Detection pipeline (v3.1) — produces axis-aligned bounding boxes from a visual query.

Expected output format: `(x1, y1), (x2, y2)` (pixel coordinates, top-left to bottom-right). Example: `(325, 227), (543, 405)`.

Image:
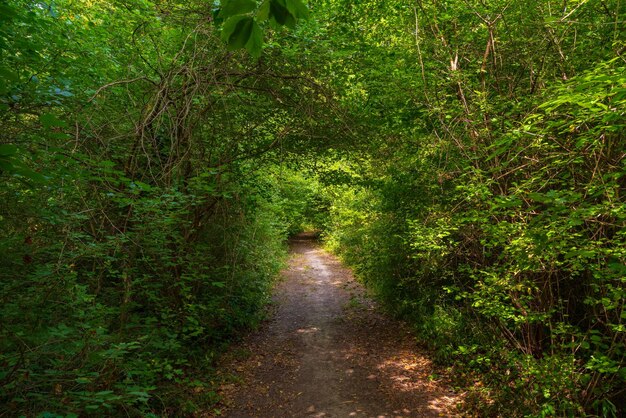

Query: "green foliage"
(268, 168), (329, 235)
(316, 0), (625, 416)
(218, 0), (310, 57)
(0, 0), (323, 415)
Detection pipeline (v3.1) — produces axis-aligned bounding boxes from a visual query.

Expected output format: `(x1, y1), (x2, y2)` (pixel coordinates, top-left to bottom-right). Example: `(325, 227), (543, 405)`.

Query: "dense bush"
(0, 0), (322, 415)
(318, 0), (625, 416)
(1, 173), (287, 415)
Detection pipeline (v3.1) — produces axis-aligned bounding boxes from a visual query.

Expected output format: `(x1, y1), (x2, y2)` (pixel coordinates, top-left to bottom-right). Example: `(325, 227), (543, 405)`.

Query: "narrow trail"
(216, 234), (460, 417)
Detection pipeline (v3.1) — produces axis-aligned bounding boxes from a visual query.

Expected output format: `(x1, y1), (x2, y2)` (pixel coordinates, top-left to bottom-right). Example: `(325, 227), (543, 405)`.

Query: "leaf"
(132, 181), (152, 191)
(269, 0), (291, 25)
(245, 20), (263, 58)
(0, 144), (18, 157)
(128, 391), (150, 401)
(528, 193), (543, 202)
(219, 0), (257, 19)
(13, 166), (47, 183)
(54, 88), (73, 97)
(285, 0), (308, 19)
(40, 113), (67, 129)
(0, 4), (17, 22)
(257, 0), (270, 21)
(0, 67), (18, 94)
(95, 390), (114, 396)
(227, 17), (254, 50)
(0, 159), (14, 171)
(221, 15), (247, 43)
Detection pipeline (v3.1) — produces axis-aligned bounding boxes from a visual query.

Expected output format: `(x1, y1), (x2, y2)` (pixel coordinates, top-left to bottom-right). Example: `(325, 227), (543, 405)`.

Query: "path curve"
(216, 235), (460, 417)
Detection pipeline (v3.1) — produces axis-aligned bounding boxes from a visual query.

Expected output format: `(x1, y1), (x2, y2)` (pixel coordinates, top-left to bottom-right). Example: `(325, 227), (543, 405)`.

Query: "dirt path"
(216, 235), (461, 417)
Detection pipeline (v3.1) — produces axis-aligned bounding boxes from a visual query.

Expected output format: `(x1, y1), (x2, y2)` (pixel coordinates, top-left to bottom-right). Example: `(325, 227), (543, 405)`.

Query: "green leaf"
(132, 181), (152, 191)
(257, 0), (270, 21)
(285, 0), (308, 19)
(227, 17), (254, 50)
(0, 4), (17, 22)
(0, 144), (18, 157)
(39, 113), (67, 129)
(269, 0), (291, 25)
(0, 67), (18, 94)
(95, 390), (114, 396)
(221, 15), (247, 42)
(283, 13), (297, 29)
(0, 159), (14, 171)
(219, 0), (257, 19)
(13, 166), (47, 183)
(528, 192), (546, 203)
(245, 20), (263, 58)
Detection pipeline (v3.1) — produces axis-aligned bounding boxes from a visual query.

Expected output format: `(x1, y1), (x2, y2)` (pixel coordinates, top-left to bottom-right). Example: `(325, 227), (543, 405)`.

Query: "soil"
(215, 233), (461, 417)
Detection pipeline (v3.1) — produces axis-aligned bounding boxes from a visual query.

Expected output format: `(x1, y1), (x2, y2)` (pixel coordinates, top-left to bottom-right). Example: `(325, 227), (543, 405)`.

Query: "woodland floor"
(214, 233), (461, 417)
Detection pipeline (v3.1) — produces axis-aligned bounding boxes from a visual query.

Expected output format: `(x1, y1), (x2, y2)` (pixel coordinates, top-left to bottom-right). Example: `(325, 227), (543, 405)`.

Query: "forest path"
(215, 234), (460, 417)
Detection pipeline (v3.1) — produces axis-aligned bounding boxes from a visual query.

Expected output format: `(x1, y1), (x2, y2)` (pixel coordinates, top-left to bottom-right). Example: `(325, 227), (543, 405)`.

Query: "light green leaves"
(218, 0), (309, 58)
